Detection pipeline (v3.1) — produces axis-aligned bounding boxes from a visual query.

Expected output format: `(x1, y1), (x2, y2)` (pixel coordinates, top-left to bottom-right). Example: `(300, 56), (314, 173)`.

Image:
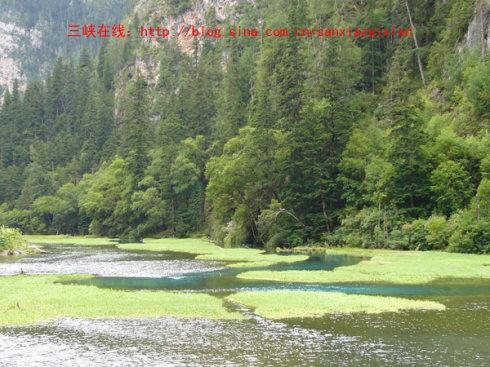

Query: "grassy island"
(237, 248), (490, 284)
(0, 275), (242, 326)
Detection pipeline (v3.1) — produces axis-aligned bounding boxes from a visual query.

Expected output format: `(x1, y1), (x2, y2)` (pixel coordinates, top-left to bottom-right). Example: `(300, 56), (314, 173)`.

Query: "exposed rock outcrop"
(129, 0), (243, 88)
(465, 0), (489, 57)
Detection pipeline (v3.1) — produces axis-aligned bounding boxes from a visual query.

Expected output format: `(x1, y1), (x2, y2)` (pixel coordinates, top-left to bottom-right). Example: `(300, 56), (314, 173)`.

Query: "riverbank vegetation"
(3, 236), (488, 325)
(24, 235), (116, 246)
(0, 275), (243, 326)
(237, 248), (490, 284)
(26, 237), (309, 268)
(0, 0), (489, 253)
(25, 235), (490, 283)
(1, 273), (450, 326)
(0, 227), (30, 255)
(226, 291), (446, 319)
(123, 239), (308, 267)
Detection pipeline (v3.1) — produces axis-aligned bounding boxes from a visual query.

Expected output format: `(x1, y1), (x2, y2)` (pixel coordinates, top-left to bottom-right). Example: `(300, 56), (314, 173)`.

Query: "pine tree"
(273, 0), (307, 130)
(22, 82), (45, 142)
(386, 103), (430, 217)
(45, 57), (66, 136)
(213, 38), (247, 153)
(121, 76), (150, 181)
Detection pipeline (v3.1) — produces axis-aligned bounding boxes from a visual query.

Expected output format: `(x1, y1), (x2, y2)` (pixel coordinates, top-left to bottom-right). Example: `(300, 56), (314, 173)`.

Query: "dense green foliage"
(0, 226), (27, 253)
(0, 0), (489, 253)
(0, 0), (131, 84)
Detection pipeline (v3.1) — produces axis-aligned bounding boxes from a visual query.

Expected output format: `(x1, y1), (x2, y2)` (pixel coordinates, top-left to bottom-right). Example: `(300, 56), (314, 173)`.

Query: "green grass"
(23, 236), (308, 268)
(0, 275), (242, 326)
(226, 291), (446, 319)
(118, 238), (308, 267)
(25, 235), (117, 246)
(196, 249), (308, 268)
(237, 248), (490, 284)
(118, 238), (222, 254)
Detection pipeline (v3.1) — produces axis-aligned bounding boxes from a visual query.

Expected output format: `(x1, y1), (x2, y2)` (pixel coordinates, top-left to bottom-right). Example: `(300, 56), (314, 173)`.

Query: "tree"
(121, 76), (151, 181)
(79, 157), (128, 236)
(338, 121), (386, 208)
(476, 178), (490, 220)
(273, 0), (307, 130)
(17, 163), (53, 209)
(386, 104), (430, 217)
(206, 127), (286, 246)
(212, 38), (248, 153)
(430, 160), (473, 216)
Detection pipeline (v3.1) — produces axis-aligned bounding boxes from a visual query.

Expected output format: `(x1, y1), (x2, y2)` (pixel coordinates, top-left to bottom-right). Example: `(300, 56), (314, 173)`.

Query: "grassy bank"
(0, 275), (449, 326)
(25, 235), (117, 246)
(0, 275), (242, 326)
(237, 248), (490, 284)
(226, 291), (445, 319)
(24, 236), (307, 267)
(4, 239), (477, 324)
(119, 238), (308, 267)
(118, 238), (221, 254)
(196, 250), (308, 268)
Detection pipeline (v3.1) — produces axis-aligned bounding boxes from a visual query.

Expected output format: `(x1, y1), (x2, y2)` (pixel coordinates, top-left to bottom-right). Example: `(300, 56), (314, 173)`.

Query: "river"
(0, 243), (489, 366)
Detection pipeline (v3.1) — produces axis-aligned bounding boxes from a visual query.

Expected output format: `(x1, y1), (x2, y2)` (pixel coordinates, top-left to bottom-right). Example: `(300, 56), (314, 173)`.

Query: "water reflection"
(1, 314), (488, 367)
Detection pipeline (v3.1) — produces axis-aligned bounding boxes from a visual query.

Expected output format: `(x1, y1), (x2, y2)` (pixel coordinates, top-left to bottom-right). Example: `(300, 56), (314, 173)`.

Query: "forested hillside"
(0, 0), (131, 92)
(0, 0), (489, 253)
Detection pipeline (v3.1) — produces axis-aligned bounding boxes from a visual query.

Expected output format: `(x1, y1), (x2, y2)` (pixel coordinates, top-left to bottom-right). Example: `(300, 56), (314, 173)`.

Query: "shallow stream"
(0, 243), (489, 366)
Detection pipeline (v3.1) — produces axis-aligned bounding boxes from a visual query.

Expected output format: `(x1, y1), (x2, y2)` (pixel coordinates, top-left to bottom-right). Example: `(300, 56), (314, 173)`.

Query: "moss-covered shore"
(25, 236), (490, 283)
(26, 236), (308, 268)
(0, 275), (243, 326)
(7, 235), (488, 326)
(237, 247), (490, 284)
(226, 291), (446, 319)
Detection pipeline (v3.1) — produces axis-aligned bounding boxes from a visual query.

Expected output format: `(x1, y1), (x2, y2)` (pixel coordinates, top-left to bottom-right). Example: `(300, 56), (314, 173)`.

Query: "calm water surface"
(0, 244), (489, 366)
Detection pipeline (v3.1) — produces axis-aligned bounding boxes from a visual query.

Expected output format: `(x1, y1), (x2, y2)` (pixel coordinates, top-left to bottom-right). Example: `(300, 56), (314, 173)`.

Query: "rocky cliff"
(0, 0), (130, 94)
(127, 0), (243, 87)
(465, 0), (490, 56)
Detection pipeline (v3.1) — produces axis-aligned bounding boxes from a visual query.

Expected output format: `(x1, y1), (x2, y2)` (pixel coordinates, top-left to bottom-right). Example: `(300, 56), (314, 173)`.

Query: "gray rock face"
(0, 0), (130, 94)
(0, 20), (34, 92)
(465, 1), (489, 53)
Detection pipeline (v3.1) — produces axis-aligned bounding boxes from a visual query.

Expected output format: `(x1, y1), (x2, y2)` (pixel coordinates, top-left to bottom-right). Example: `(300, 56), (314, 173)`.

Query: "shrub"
(430, 160), (473, 216)
(223, 219), (248, 248)
(0, 227), (28, 253)
(476, 178), (490, 219)
(338, 207), (404, 248)
(223, 205), (249, 248)
(320, 231), (347, 247)
(425, 215), (450, 249)
(256, 200), (305, 250)
(448, 219), (490, 254)
(402, 219), (429, 250)
(386, 228), (407, 250)
(481, 156), (490, 180)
